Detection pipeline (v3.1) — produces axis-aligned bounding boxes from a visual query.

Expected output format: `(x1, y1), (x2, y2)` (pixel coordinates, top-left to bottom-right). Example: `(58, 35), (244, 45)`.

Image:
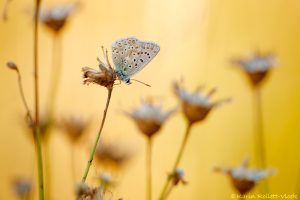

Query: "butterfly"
(111, 37), (160, 84)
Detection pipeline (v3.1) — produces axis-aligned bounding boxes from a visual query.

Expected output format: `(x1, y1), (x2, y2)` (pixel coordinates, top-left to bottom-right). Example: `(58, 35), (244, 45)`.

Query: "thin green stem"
(253, 88), (268, 193)
(34, 127), (44, 200)
(81, 88), (113, 182)
(33, 0), (44, 199)
(158, 122), (192, 200)
(146, 138), (153, 200)
(44, 141), (52, 200)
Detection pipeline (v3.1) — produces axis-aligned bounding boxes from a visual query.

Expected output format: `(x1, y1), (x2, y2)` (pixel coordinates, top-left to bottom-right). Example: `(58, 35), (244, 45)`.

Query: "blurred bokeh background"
(1, 0), (300, 199)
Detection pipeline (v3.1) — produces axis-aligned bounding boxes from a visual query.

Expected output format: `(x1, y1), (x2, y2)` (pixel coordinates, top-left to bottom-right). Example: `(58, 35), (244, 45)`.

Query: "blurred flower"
(75, 182), (104, 200)
(173, 81), (230, 125)
(232, 52), (277, 87)
(95, 172), (116, 189)
(95, 140), (133, 168)
(12, 178), (32, 199)
(170, 168), (188, 186)
(125, 100), (176, 138)
(58, 115), (89, 143)
(214, 157), (276, 194)
(6, 61), (18, 71)
(39, 2), (79, 33)
(82, 55), (116, 90)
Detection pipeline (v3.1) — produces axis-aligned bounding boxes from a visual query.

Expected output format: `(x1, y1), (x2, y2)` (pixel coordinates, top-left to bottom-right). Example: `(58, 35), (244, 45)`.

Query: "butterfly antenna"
(131, 79), (151, 87)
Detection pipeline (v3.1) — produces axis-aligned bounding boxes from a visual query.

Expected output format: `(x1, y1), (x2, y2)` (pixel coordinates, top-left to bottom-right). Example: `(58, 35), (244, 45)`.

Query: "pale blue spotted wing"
(111, 37), (160, 83)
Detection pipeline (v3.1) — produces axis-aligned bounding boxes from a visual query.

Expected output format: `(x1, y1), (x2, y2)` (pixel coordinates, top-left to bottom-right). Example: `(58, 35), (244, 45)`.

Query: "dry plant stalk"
(232, 51), (277, 193)
(81, 47), (116, 183)
(33, 0), (45, 199)
(125, 100), (175, 200)
(158, 81), (230, 199)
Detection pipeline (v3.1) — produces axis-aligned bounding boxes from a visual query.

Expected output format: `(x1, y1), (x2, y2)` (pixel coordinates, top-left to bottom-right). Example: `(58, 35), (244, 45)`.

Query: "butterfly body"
(112, 37), (160, 84)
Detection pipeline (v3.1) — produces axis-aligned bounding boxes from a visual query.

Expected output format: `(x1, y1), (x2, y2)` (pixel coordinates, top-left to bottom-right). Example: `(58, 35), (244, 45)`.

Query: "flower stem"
(158, 122), (192, 200)
(253, 87), (268, 193)
(163, 183), (174, 200)
(34, 126), (44, 200)
(33, 0), (44, 199)
(81, 88), (113, 182)
(146, 138), (153, 200)
(71, 144), (76, 184)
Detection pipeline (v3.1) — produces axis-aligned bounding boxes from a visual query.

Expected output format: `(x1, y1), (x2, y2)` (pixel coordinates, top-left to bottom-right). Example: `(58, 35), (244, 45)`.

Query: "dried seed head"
(95, 140), (133, 168)
(232, 52), (277, 87)
(173, 81), (230, 125)
(12, 178), (32, 198)
(39, 3), (79, 33)
(82, 52), (116, 90)
(95, 172), (116, 189)
(75, 182), (91, 197)
(214, 157), (276, 194)
(125, 100), (176, 138)
(75, 183), (105, 200)
(58, 115), (89, 143)
(6, 61), (18, 71)
(170, 168), (188, 186)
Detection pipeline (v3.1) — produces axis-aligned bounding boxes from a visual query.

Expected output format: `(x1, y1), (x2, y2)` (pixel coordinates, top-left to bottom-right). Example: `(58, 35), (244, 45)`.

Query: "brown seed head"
(39, 3), (79, 33)
(232, 52), (277, 87)
(214, 157), (276, 195)
(95, 140), (133, 168)
(173, 81), (230, 125)
(125, 100), (176, 138)
(58, 115), (89, 143)
(6, 61), (18, 71)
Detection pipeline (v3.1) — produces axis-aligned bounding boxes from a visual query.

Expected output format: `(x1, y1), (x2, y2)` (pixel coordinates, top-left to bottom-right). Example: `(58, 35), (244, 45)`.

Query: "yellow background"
(1, 0), (300, 199)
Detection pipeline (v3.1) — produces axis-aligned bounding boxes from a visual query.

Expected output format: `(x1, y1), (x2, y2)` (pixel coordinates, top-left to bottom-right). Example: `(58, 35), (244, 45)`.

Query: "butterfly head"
(116, 70), (131, 85)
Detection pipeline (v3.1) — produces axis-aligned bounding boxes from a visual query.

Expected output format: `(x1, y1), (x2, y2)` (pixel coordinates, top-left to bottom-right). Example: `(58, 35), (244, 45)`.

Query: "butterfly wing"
(112, 37), (160, 80)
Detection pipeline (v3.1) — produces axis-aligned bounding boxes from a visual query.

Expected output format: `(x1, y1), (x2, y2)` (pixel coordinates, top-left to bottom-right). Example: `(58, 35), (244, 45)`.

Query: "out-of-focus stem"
(253, 87), (268, 193)
(34, 127), (44, 200)
(158, 122), (192, 200)
(71, 144), (76, 184)
(81, 88), (113, 182)
(146, 138), (153, 200)
(163, 183), (174, 200)
(33, 0), (44, 199)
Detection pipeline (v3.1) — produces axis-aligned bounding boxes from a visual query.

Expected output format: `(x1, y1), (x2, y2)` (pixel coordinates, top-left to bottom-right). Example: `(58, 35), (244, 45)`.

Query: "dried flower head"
(58, 115), (89, 143)
(173, 81), (230, 125)
(82, 49), (117, 90)
(95, 172), (116, 189)
(39, 2), (79, 33)
(95, 140), (133, 168)
(75, 183), (104, 200)
(170, 168), (188, 186)
(125, 100), (176, 138)
(6, 61), (18, 71)
(232, 52), (277, 87)
(12, 178), (32, 198)
(214, 157), (276, 194)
